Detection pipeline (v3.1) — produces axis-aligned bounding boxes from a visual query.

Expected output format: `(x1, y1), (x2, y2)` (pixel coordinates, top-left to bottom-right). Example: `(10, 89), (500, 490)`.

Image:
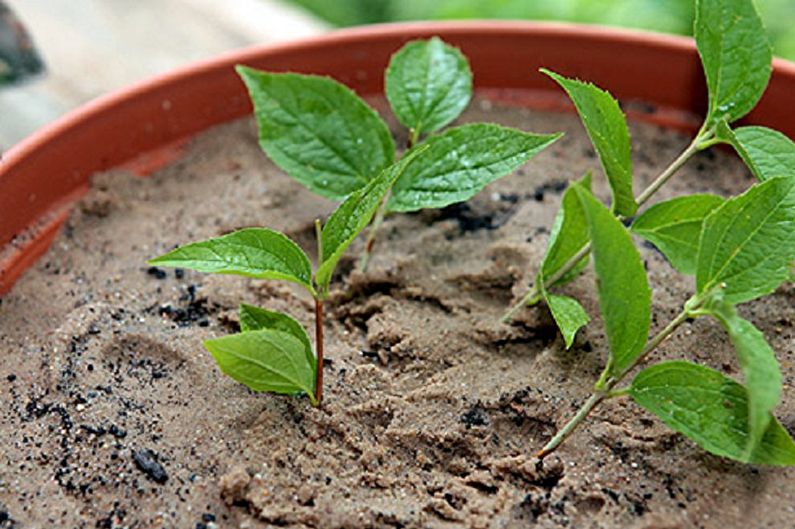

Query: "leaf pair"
(528, 70), (637, 344)
(238, 38), (560, 216)
(529, 63), (639, 344)
(206, 305), (317, 404)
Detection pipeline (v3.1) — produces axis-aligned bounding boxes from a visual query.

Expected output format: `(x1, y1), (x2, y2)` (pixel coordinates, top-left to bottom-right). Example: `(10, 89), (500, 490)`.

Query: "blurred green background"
(282, 0), (795, 60)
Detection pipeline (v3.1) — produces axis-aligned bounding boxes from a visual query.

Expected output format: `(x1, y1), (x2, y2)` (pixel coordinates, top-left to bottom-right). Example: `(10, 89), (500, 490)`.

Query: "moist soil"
(1, 96), (793, 529)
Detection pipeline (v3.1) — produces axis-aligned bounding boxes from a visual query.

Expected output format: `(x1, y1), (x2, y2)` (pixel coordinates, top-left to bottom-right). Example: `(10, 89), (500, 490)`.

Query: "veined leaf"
(541, 172), (592, 285)
(716, 121), (795, 182)
(385, 37), (472, 138)
(545, 293), (590, 349)
(239, 304), (315, 372)
(237, 66), (395, 200)
(695, 0), (772, 128)
(542, 69), (636, 216)
(572, 184), (651, 376)
(149, 228), (314, 293)
(387, 124), (561, 212)
(204, 329), (316, 403)
(630, 361), (795, 466)
(317, 147), (427, 293)
(696, 176), (795, 304)
(631, 194), (725, 275)
(701, 299), (781, 457)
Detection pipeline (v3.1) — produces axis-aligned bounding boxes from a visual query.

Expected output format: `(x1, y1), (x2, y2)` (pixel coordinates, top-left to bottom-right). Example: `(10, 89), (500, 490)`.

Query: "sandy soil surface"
(1, 97), (793, 529)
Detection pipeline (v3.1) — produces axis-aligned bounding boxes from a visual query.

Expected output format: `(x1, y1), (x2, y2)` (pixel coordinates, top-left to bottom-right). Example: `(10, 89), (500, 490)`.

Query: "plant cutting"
(500, 0), (795, 464)
(149, 38), (560, 406)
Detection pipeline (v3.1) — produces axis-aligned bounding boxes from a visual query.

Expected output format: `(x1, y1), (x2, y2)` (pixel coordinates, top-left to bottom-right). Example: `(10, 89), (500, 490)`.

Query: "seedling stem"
(536, 306), (694, 458)
(357, 191), (391, 272)
(357, 135), (416, 272)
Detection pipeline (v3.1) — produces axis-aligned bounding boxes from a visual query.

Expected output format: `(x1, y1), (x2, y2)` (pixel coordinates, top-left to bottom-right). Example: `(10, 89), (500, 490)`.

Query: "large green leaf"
(149, 228), (314, 293)
(630, 361), (795, 466)
(702, 300), (781, 457)
(631, 194), (725, 275)
(204, 329), (316, 404)
(541, 172), (592, 286)
(385, 37), (473, 138)
(572, 184), (651, 376)
(696, 176), (795, 304)
(716, 122), (795, 182)
(239, 304), (315, 372)
(387, 124), (561, 212)
(542, 69), (636, 216)
(237, 66), (395, 200)
(695, 0), (772, 128)
(317, 147), (427, 293)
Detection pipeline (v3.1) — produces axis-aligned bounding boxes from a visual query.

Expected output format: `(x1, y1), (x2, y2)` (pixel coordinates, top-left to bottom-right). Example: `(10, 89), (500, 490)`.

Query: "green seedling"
(237, 37), (561, 271)
(510, 0), (795, 465)
(149, 149), (425, 406)
(148, 37), (560, 406)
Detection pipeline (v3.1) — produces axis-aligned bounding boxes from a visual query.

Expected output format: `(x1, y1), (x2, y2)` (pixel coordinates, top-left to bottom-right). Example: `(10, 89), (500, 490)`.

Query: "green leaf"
(695, 0), (772, 128)
(239, 304), (315, 372)
(716, 121), (795, 182)
(149, 228), (314, 293)
(545, 293), (590, 349)
(387, 124), (561, 212)
(631, 194), (725, 275)
(542, 69), (636, 216)
(702, 300), (782, 457)
(572, 184), (651, 376)
(541, 172), (593, 286)
(385, 37), (473, 138)
(696, 176), (795, 304)
(630, 361), (795, 466)
(237, 66), (395, 200)
(317, 147), (427, 293)
(204, 329), (316, 404)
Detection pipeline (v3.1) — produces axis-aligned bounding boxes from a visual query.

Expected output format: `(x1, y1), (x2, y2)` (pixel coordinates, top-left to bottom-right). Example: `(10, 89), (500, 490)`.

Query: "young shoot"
(517, 0), (795, 465)
(237, 36), (561, 273)
(148, 37), (561, 407)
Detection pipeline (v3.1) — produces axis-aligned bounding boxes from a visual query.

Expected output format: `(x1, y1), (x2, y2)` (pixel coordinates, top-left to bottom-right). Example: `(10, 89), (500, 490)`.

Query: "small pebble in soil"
(6, 374), (16, 382)
(132, 448), (168, 484)
(146, 267), (167, 280)
(109, 424), (127, 438)
(460, 405), (489, 429)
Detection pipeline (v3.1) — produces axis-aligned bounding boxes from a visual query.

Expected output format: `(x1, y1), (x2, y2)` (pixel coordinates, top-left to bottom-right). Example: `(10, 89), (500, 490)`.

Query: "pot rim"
(7, 20), (795, 172)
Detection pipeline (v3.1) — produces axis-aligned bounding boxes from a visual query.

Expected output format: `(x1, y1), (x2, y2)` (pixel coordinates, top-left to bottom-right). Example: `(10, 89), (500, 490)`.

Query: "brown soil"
(1, 96), (793, 529)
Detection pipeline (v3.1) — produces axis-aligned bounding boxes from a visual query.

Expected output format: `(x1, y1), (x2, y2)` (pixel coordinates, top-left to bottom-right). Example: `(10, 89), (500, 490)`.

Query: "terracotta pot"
(2, 21), (794, 295)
